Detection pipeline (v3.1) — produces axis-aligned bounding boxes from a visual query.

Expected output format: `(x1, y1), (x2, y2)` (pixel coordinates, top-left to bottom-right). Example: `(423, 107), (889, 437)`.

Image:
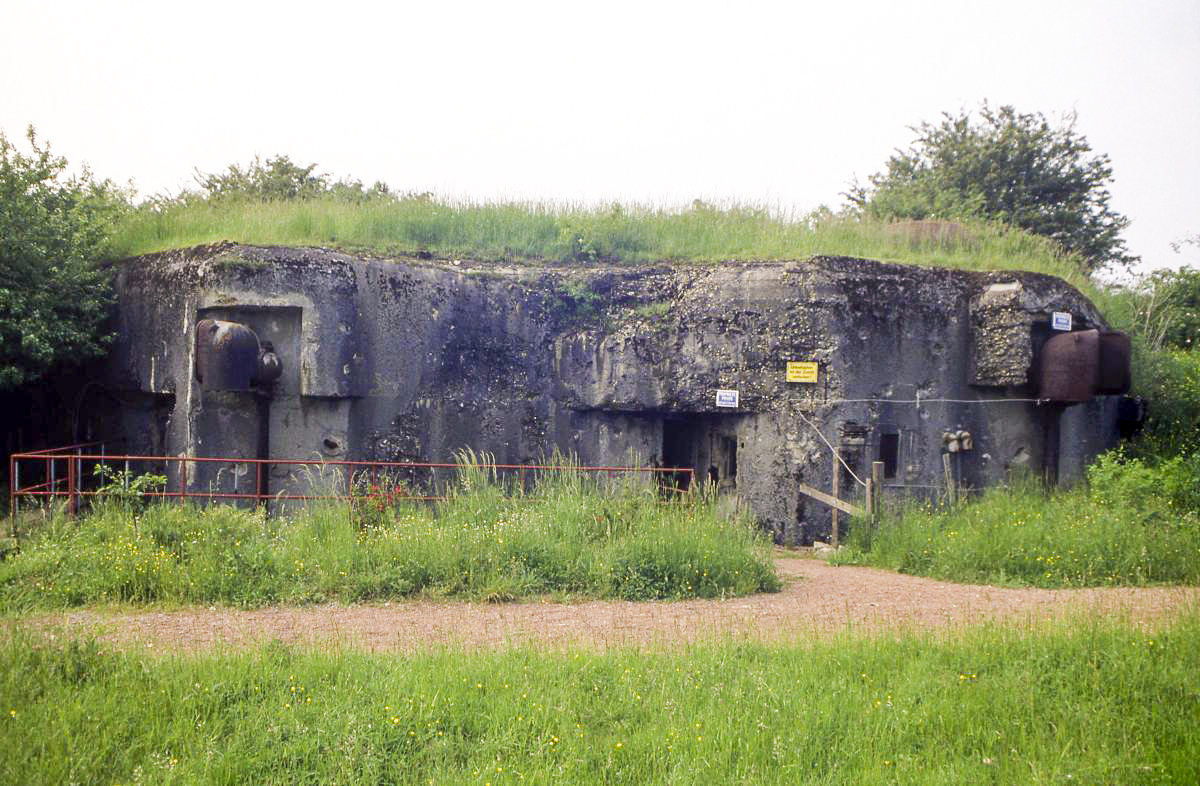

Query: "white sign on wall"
(1051, 311), (1073, 331)
(715, 389), (740, 408)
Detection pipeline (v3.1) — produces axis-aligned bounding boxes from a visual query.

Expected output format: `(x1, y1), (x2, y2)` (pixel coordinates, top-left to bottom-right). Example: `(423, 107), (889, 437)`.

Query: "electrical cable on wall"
(799, 396), (1050, 406)
(790, 395), (1054, 490)
(794, 408), (867, 488)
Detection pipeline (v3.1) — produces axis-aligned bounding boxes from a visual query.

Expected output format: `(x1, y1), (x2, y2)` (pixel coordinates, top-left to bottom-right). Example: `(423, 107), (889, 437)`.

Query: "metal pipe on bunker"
(252, 341), (281, 504)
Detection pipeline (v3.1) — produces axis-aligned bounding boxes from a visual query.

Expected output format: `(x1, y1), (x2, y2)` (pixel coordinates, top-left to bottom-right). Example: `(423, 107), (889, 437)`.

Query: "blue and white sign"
(715, 389), (740, 408)
(1051, 311), (1072, 331)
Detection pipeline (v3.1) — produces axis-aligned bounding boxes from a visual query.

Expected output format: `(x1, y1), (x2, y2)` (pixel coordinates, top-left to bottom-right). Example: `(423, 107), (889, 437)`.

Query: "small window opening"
(879, 433), (899, 479)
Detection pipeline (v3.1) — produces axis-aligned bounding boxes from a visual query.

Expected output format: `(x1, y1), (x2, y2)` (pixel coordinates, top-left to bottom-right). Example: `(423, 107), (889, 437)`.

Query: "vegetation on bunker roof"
(112, 194), (1092, 287)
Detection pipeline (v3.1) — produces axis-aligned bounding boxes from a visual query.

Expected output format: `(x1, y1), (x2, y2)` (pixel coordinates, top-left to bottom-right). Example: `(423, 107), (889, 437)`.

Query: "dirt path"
(27, 557), (1200, 653)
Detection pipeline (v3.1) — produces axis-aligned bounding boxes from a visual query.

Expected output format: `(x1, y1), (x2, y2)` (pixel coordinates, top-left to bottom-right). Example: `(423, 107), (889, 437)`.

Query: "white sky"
(3, 0), (1198, 272)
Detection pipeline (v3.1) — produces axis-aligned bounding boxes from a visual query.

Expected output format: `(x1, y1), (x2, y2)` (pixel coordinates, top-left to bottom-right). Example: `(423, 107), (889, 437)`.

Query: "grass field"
(0, 467), (778, 611)
(2, 613), (1196, 785)
(5, 462), (1196, 783)
(109, 197), (1089, 285)
(832, 471), (1200, 587)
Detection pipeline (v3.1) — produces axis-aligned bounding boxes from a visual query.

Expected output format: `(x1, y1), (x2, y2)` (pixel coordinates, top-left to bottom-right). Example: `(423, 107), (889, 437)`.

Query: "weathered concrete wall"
(103, 244), (1120, 543)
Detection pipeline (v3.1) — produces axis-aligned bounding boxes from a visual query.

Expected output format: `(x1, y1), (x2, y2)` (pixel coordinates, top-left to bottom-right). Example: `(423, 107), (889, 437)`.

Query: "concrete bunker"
(98, 244), (1129, 544)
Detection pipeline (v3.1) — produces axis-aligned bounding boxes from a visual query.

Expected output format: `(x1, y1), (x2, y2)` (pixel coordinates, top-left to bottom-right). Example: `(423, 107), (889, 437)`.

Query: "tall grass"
(0, 462), (778, 610)
(109, 196), (1088, 283)
(2, 614), (1197, 784)
(834, 471), (1200, 587)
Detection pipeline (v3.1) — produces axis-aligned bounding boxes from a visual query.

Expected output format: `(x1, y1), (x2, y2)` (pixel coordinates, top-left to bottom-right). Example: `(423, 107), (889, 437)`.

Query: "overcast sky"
(4, 0), (1198, 272)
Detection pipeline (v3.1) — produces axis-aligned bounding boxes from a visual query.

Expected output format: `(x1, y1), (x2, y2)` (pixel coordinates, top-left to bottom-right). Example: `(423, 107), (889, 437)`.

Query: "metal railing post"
(67, 453), (75, 517)
(9, 454), (16, 534)
(76, 448), (83, 515)
(256, 460), (264, 508)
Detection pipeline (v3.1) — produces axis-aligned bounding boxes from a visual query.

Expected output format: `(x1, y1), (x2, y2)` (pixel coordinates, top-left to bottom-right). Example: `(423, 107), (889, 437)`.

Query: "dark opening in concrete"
(879, 432), (900, 479)
(663, 419), (696, 490)
(662, 415), (739, 493)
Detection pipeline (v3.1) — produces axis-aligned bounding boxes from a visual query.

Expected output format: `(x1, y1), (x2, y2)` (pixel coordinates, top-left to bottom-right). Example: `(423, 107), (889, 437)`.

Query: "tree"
(847, 104), (1134, 272)
(0, 127), (128, 390)
(183, 154), (392, 204)
(194, 154), (328, 201)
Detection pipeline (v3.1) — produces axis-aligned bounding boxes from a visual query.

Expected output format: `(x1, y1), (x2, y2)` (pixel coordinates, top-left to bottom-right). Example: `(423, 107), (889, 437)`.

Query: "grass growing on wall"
(0, 464), (778, 610)
(2, 614), (1197, 784)
(832, 466), (1200, 587)
(110, 196), (1088, 283)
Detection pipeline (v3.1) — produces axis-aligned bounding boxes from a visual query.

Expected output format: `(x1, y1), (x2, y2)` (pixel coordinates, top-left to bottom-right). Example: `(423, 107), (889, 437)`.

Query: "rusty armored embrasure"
(1037, 329), (1131, 403)
(194, 319), (281, 391)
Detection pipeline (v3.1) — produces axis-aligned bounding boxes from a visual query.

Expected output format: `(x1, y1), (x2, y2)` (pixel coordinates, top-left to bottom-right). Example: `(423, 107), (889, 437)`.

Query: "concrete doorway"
(662, 415), (739, 493)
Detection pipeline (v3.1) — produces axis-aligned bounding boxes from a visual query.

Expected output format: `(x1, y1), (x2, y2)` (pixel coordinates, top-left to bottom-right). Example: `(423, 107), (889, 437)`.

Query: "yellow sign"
(786, 361), (819, 383)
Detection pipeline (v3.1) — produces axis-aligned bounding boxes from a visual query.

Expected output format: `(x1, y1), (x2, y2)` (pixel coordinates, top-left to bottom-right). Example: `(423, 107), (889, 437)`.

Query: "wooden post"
(864, 478), (873, 526)
(871, 461), (885, 521)
(830, 449), (840, 547)
(942, 452), (957, 506)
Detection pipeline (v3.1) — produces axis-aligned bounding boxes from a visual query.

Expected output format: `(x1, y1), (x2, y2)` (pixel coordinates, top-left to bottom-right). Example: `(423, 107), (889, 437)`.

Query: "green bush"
(1088, 448), (1200, 515)
(1136, 348), (1200, 459)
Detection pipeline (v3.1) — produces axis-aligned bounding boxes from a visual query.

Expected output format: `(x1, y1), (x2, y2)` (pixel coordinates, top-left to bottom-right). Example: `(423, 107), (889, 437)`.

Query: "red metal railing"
(8, 441), (115, 520)
(8, 444), (694, 522)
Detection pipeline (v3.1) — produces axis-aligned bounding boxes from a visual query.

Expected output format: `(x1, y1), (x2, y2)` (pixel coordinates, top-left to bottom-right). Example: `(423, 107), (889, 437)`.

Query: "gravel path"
(28, 557), (1199, 653)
